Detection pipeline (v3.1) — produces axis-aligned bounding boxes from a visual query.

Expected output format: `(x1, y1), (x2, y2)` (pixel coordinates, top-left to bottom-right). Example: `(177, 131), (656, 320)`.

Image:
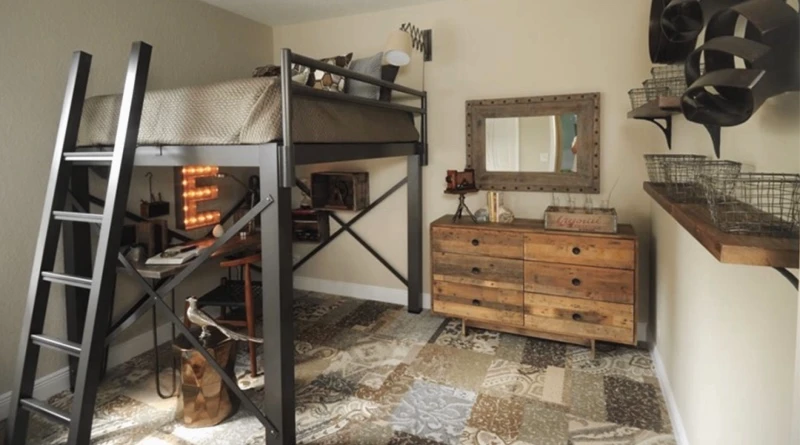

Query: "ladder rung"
(53, 210), (103, 224)
(63, 151), (114, 163)
(31, 334), (82, 357)
(19, 398), (71, 425)
(42, 271), (93, 289)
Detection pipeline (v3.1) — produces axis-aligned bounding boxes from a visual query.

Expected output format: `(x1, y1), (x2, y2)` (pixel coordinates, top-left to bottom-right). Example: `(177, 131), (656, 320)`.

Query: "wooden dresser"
(430, 215), (638, 352)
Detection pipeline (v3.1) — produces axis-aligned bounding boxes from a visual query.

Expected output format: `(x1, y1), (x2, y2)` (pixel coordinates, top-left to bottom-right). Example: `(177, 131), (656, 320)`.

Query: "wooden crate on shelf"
(311, 172), (369, 211)
(291, 209), (330, 243)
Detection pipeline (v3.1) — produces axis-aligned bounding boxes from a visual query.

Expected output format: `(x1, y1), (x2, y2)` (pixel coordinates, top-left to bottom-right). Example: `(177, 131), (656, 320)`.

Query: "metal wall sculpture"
(649, 0), (698, 63)
(652, 0), (799, 156)
(682, 1), (799, 130)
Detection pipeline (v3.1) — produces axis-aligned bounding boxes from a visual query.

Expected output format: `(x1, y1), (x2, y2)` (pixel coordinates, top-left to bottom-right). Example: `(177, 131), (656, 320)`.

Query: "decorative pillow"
(345, 52), (383, 100)
(251, 64), (310, 85)
(311, 52), (353, 92)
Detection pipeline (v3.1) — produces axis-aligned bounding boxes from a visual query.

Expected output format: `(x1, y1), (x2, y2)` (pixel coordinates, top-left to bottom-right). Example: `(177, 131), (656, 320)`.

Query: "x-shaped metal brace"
(293, 178), (409, 286)
(68, 193), (282, 438)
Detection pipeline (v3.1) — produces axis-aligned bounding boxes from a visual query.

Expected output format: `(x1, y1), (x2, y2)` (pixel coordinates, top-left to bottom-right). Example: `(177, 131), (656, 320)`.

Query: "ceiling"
(198, 0), (443, 26)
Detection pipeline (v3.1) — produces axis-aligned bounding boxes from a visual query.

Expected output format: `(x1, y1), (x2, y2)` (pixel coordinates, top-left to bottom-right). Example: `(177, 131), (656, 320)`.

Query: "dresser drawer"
(433, 281), (524, 326)
(432, 252), (524, 290)
(524, 293), (635, 344)
(524, 233), (635, 270)
(524, 262), (634, 304)
(431, 227), (523, 259)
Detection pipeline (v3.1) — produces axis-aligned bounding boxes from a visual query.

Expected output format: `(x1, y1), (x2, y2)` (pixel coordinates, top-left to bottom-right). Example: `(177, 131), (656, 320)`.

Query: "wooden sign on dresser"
(430, 215), (638, 357)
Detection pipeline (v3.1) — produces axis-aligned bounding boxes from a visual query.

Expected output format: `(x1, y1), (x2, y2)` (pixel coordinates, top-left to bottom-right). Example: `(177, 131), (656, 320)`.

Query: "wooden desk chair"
(185, 252), (261, 377)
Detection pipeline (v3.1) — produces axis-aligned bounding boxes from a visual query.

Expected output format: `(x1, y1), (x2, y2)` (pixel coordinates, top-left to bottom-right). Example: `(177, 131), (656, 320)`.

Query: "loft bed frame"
(59, 46), (426, 445)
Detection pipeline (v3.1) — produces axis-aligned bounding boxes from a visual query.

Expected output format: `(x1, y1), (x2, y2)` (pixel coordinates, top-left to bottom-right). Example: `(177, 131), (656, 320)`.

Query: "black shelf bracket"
(774, 267), (799, 291)
(635, 116), (672, 149)
(704, 124), (722, 158)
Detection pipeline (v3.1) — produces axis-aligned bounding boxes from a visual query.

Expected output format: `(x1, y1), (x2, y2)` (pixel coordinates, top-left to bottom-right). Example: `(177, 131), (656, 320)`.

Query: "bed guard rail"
(279, 48), (428, 188)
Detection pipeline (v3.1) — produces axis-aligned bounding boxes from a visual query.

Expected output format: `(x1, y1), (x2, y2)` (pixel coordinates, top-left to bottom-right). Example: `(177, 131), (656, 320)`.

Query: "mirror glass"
(485, 113), (578, 173)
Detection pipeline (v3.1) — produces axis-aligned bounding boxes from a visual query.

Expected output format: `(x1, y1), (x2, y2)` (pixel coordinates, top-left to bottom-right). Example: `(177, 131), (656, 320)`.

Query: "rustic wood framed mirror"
(466, 93), (600, 193)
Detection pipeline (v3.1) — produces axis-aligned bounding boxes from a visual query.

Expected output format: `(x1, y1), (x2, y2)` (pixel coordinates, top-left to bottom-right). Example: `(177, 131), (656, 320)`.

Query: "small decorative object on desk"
(497, 206), (515, 223)
(445, 168), (476, 192)
(444, 169), (479, 222)
(544, 206), (618, 233)
(474, 208), (489, 223)
(140, 172), (170, 218)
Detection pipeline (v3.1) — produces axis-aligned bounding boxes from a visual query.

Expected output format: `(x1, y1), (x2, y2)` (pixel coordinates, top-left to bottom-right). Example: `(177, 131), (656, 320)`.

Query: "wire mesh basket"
(650, 63), (704, 79)
(663, 160), (743, 203)
(702, 173), (800, 237)
(643, 77), (689, 97)
(628, 87), (669, 110)
(644, 154), (706, 184)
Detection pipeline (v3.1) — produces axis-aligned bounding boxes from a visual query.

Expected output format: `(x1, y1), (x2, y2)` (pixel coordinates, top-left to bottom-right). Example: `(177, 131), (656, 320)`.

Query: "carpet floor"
(1, 292), (675, 444)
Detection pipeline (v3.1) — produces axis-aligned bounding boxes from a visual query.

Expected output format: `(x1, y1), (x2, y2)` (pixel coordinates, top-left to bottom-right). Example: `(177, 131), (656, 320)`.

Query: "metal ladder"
(6, 41), (151, 445)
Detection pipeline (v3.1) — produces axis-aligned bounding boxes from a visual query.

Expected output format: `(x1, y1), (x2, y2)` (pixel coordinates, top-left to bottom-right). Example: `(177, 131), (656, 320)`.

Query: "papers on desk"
(145, 245), (201, 266)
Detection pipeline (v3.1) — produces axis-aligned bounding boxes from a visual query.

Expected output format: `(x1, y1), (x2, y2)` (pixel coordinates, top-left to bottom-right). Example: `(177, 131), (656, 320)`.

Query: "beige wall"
(518, 116), (553, 172)
(0, 0), (272, 395)
(652, 96), (799, 444)
(274, 0), (656, 325)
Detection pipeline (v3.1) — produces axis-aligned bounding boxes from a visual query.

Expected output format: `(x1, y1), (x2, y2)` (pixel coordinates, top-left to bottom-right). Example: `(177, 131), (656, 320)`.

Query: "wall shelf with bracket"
(627, 97), (680, 149)
(644, 182), (799, 289)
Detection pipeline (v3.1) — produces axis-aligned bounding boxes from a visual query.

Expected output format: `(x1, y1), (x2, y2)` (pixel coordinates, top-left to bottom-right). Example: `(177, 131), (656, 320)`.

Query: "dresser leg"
(461, 319), (466, 337)
(590, 339), (596, 360)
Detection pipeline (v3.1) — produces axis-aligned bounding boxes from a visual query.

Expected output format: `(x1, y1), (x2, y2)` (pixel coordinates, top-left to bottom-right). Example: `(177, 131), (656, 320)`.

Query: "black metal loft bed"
(8, 43), (426, 445)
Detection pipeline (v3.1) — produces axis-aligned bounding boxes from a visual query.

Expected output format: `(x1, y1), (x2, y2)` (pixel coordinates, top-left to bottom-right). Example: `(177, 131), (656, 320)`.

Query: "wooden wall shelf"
(644, 182), (799, 268)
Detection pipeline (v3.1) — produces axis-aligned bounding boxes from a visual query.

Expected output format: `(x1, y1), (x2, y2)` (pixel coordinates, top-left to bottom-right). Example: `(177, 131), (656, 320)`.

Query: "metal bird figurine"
(185, 296), (263, 344)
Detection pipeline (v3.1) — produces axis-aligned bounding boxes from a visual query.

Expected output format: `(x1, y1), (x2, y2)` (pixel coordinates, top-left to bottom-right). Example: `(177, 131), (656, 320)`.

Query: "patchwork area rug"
(1, 292), (675, 444)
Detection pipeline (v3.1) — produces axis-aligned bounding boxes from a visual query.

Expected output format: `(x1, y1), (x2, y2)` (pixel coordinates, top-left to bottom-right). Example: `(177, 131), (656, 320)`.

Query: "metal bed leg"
(64, 166), (93, 391)
(407, 155), (423, 313)
(259, 148), (295, 445)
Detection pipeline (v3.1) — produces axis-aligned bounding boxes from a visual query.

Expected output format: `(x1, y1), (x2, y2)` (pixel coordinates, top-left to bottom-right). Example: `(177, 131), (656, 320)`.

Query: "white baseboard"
(0, 366), (71, 421)
(651, 344), (690, 445)
(0, 321), (176, 421)
(294, 276), (432, 309)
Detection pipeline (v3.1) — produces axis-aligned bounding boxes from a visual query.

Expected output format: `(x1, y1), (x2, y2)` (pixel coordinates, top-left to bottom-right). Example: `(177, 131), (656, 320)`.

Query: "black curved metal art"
(649, 0), (697, 63)
(661, 0), (746, 43)
(680, 0), (799, 157)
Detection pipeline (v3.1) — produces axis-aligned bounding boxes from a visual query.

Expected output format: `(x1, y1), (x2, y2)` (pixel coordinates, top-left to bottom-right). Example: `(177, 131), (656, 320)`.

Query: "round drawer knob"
(471, 239), (480, 246)
(572, 247), (581, 255)
(572, 313), (582, 321)
(472, 299), (481, 306)
(572, 278), (582, 286)
(471, 267), (481, 275)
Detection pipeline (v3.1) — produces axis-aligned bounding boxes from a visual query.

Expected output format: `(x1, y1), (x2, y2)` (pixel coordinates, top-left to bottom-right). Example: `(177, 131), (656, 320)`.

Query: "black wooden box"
(311, 172), (369, 211)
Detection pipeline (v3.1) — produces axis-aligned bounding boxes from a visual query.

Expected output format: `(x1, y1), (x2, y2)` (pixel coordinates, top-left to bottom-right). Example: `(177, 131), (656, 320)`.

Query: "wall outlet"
(539, 153), (549, 162)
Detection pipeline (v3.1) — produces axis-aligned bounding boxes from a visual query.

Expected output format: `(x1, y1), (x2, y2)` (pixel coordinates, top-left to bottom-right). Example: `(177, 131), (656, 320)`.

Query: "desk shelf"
(644, 182), (798, 268)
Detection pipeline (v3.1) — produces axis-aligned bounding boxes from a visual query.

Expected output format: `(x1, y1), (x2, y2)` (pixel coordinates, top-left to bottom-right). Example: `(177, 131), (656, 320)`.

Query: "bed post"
(259, 146), (295, 445)
(259, 47), (297, 445)
(408, 154), (423, 314)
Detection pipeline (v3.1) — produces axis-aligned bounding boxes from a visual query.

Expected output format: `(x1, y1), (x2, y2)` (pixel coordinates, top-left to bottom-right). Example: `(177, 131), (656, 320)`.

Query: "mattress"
(76, 77), (419, 147)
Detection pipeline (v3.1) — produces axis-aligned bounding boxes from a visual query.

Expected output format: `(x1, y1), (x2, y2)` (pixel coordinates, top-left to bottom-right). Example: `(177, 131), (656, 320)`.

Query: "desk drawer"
(524, 233), (635, 270)
(524, 293), (634, 344)
(433, 281), (523, 326)
(432, 251), (524, 290)
(432, 227), (523, 259)
(524, 262), (634, 304)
